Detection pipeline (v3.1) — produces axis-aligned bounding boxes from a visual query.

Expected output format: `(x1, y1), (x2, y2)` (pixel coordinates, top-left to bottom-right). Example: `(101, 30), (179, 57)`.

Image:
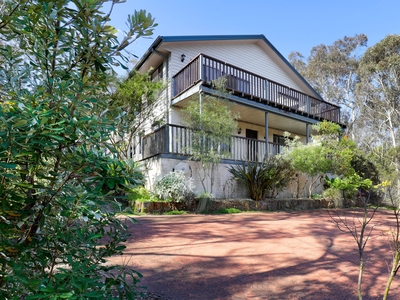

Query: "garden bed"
(132, 198), (335, 213)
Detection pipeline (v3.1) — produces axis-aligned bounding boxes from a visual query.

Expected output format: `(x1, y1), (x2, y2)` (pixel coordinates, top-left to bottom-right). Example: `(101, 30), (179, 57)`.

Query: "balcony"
(173, 54), (340, 123)
(130, 124), (284, 163)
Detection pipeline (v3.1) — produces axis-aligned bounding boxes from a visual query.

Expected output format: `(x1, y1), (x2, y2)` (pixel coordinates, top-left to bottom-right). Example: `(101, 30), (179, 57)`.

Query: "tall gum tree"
(358, 35), (400, 194)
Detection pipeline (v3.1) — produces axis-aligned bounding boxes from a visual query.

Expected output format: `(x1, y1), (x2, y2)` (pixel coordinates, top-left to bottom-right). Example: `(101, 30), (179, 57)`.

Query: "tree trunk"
(383, 251), (400, 300)
(357, 253), (364, 300)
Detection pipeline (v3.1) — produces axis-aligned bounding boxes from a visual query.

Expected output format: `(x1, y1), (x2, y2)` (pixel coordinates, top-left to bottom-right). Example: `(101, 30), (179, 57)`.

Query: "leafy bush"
(323, 187), (344, 208)
(326, 174), (372, 198)
(152, 171), (195, 202)
(99, 159), (144, 194)
(228, 156), (294, 201)
(351, 153), (380, 185)
(129, 186), (157, 202)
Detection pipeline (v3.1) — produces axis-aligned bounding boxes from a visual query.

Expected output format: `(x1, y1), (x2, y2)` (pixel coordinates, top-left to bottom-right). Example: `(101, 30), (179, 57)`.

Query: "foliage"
(311, 193), (323, 199)
(351, 153), (380, 185)
(128, 186), (158, 203)
(99, 159), (144, 196)
(327, 174), (373, 192)
(110, 71), (165, 159)
(325, 174), (373, 201)
(284, 121), (357, 197)
(322, 187), (343, 208)
(152, 171), (195, 203)
(0, 0), (157, 298)
(195, 192), (213, 213)
(358, 34), (400, 197)
(182, 77), (238, 194)
(213, 208), (242, 214)
(228, 156), (294, 201)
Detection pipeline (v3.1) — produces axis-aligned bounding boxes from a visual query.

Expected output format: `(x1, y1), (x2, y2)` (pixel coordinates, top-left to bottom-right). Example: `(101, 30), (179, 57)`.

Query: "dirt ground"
(109, 210), (400, 300)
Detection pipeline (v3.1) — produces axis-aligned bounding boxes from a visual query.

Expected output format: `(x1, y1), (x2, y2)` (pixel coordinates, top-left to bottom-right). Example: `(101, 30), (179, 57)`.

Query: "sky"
(108, 0), (399, 73)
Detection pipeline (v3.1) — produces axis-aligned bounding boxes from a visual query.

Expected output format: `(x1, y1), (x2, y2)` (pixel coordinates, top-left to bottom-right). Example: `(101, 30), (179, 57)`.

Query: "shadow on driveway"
(108, 210), (399, 300)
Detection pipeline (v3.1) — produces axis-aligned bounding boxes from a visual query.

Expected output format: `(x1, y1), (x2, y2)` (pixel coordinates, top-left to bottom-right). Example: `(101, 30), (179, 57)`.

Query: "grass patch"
(369, 204), (397, 210)
(162, 210), (188, 215)
(207, 208), (243, 214)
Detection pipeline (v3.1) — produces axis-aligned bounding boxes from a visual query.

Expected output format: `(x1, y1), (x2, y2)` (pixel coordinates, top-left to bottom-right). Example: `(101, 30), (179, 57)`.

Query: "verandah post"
(199, 54), (204, 82)
(265, 112), (269, 158)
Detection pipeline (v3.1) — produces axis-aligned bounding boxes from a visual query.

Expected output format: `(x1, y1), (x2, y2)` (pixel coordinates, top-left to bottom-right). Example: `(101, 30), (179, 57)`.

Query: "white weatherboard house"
(130, 35), (341, 198)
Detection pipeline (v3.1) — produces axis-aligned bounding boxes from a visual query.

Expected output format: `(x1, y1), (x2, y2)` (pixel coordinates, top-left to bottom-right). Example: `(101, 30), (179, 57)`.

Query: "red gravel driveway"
(110, 210), (400, 299)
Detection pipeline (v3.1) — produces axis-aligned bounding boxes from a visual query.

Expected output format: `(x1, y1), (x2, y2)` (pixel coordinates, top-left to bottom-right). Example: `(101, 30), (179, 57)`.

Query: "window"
(272, 134), (291, 154)
(151, 63), (163, 82)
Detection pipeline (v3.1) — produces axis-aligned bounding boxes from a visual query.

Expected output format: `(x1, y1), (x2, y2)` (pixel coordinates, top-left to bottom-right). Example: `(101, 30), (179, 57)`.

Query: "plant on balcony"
(182, 77), (239, 195)
(228, 156), (294, 202)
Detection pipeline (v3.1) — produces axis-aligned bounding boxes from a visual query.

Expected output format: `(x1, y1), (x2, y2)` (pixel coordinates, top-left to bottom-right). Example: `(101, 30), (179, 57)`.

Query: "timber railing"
(173, 54), (340, 123)
(132, 124), (285, 163)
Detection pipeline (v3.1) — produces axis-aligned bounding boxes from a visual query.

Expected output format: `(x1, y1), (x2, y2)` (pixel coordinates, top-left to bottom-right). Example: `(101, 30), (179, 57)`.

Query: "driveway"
(109, 210), (400, 299)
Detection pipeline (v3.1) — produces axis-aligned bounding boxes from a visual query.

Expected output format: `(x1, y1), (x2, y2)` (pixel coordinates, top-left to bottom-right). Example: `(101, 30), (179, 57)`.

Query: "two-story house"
(130, 35), (341, 198)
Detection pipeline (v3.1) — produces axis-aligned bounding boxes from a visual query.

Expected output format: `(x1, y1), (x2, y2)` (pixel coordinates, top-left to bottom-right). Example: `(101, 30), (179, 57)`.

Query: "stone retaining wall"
(132, 198), (334, 213)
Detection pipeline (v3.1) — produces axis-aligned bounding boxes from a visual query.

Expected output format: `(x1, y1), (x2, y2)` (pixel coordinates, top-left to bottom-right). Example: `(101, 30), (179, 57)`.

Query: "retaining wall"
(132, 198), (335, 213)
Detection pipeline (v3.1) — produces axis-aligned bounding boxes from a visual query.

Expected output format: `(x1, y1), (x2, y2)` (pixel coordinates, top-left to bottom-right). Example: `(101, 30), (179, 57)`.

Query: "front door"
(246, 129), (258, 161)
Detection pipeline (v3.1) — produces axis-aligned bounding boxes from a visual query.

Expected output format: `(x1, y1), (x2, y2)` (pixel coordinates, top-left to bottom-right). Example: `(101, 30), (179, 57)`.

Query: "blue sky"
(108, 0), (398, 72)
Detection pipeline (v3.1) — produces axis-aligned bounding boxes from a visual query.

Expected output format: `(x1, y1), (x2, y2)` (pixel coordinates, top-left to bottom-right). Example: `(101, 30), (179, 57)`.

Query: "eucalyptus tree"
(358, 35), (400, 183)
(0, 0), (157, 298)
(289, 34), (368, 140)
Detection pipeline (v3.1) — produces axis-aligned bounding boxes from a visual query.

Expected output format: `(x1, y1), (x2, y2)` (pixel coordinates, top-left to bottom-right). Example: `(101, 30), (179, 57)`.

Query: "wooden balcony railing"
(131, 124), (286, 163)
(173, 54), (341, 123)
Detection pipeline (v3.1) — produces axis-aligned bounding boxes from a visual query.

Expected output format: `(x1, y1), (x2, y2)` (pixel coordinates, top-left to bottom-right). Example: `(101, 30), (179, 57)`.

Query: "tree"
(329, 187), (377, 300)
(0, 0), (157, 298)
(358, 35), (400, 195)
(182, 78), (238, 196)
(109, 71), (165, 160)
(289, 34), (368, 141)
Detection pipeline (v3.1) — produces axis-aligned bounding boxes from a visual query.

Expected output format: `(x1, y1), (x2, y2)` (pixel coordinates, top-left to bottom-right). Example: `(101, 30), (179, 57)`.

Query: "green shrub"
(228, 156), (294, 201)
(196, 192), (213, 213)
(351, 153), (380, 185)
(312, 193), (323, 199)
(129, 186), (157, 202)
(152, 171), (195, 202)
(323, 187), (344, 208)
(99, 159), (144, 193)
(217, 208), (242, 214)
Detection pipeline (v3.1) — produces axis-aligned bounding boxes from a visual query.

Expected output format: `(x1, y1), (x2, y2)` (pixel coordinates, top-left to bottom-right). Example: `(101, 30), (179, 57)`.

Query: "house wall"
(142, 155), (323, 199)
